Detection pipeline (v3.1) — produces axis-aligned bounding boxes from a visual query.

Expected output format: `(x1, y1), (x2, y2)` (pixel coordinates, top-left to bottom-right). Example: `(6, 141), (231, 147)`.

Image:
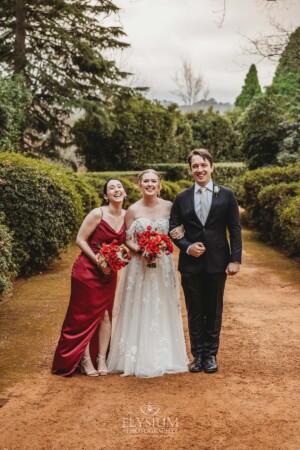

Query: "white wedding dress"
(107, 217), (188, 377)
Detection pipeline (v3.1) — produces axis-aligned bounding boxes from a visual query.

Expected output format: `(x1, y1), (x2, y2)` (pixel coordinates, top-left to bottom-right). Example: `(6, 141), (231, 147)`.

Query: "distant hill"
(180, 98), (233, 114)
(152, 98), (234, 114)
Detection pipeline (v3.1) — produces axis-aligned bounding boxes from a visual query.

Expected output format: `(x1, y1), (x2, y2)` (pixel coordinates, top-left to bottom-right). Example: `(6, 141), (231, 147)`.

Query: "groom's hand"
(226, 262), (240, 276)
(188, 242), (206, 257)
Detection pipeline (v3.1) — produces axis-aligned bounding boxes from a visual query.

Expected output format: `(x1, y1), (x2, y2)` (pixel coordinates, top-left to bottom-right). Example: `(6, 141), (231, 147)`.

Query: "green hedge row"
(144, 162), (246, 197)
(0, 152), (99, 289)
(241, 162), (300, 225)
(0, 213), (16, 294)
(242, 162), (300, 256)
(79, 172), (189, 205)
(81, 162), (245, 201)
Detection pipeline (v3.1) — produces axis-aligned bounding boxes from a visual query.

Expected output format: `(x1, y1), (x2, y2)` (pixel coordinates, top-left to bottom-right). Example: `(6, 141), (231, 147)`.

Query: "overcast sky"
(112, 0), (300, 104)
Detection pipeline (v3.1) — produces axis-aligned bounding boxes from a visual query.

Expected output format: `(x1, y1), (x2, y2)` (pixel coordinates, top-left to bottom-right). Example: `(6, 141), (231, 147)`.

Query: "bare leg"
(82, 342), (98, 376)
(97, 310), (111, 373)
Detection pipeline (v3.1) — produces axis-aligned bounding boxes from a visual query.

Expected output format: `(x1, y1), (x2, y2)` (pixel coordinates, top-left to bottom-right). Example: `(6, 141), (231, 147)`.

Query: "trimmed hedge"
(69, 174), (99, 213)
(0, 213), (16, 294)
(241, 162), (300, 226)
(144, 162), (246, 198)
(0, 152), (95, 277)
(257, 182), (300, 254)
(160, 181), (183, 201)
(279, 196), (300, 256)
(242, 162), (300, 256)
(79, 173), (141, 206)
(80, 172), (190, 204)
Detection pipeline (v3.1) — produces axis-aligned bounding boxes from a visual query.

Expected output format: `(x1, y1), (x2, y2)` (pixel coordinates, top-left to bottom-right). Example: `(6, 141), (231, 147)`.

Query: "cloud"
(116, 0), (300, 103)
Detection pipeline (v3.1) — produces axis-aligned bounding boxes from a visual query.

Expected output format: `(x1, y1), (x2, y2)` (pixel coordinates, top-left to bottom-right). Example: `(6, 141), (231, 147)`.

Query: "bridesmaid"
(52, 179), (127, 377)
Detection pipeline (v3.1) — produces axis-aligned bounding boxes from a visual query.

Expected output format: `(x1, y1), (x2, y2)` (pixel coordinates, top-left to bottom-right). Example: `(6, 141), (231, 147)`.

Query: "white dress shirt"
(186, 179), (213, 255)
(194, 179), (213, 222)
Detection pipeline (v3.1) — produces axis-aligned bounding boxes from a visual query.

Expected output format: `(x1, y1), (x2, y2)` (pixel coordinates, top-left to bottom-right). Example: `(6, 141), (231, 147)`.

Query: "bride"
(107, 169), (188, 377)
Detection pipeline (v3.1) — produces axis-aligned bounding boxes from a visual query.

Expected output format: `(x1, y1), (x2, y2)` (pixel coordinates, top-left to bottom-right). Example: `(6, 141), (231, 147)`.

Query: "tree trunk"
(15, 0), (27, 151)
(14, 0), (26, 74)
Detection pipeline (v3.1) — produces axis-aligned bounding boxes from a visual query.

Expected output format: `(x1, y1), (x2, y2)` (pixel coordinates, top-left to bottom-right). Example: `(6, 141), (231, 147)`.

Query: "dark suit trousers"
(181, 270), (227, 358)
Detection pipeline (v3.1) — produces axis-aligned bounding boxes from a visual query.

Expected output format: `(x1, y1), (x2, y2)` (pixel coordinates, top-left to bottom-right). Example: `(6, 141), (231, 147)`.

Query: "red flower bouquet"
(136, 225), (174, 268)
(97, 239), (131, 276)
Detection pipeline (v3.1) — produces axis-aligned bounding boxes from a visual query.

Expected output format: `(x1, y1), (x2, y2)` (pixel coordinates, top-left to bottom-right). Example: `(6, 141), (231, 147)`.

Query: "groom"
(170, 149), (242, 373)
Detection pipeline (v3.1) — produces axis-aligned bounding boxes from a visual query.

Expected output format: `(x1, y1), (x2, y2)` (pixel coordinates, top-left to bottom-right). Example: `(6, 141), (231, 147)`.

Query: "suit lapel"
(205, 182), (219, 225)
(188, 185), (202, 225)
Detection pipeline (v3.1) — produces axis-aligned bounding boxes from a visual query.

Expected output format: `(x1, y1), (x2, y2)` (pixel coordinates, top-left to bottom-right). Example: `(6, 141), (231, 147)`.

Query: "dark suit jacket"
(170, 183), (242, 274)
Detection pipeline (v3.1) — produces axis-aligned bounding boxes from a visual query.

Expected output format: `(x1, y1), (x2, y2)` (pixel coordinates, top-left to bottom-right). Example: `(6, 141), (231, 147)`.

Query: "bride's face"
(139, 173), (161, 197)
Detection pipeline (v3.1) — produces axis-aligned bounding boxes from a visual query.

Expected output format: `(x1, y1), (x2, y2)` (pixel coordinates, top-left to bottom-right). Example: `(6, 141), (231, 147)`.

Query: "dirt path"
(0, 229), (299, 450)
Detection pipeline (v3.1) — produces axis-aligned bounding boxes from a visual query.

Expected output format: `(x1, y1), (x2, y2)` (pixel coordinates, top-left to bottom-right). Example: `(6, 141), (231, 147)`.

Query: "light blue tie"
(199, 187), (209, 224)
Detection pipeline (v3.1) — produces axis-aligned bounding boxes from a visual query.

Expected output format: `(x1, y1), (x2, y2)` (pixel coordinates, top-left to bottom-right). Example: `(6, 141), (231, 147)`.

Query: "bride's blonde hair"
(138, 169), (162, 191)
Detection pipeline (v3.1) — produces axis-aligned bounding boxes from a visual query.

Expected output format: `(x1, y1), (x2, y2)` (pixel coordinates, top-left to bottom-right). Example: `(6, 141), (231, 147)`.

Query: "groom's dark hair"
(187, 149), (213, 168)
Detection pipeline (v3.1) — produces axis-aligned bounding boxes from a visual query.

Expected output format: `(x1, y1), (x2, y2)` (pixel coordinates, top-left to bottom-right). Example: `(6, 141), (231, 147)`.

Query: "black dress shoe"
(189, 356), (203, 373)
(203, 356), (218, 373)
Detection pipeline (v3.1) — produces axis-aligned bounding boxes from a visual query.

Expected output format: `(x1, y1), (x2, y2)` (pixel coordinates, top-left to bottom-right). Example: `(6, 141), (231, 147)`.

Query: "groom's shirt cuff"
(186, 245), (191, 255)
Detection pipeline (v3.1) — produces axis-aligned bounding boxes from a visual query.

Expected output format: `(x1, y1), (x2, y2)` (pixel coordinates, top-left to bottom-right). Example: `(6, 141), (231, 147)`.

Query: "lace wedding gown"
(107, 217), (188, 377)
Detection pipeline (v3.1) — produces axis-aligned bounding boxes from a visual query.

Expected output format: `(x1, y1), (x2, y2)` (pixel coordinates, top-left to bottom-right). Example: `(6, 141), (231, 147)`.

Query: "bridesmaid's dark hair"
(102, 178), (125, 206)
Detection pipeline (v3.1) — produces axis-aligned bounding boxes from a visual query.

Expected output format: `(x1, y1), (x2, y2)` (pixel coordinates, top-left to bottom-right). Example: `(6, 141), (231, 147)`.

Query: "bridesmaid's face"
(139, 173), (160, 197)
(106, 179), (126, 204)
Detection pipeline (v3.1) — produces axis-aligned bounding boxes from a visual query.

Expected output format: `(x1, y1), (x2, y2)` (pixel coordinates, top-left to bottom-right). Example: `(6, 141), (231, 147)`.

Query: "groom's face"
(190, 155), (214, 187)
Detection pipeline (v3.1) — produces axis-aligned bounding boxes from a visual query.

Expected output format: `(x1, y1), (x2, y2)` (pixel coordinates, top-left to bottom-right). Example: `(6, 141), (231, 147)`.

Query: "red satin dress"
(51, 219), (126, 376)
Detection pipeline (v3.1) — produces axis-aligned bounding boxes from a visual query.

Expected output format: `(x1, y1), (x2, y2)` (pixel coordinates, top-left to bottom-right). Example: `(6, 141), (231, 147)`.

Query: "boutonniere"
(213, 185), (220, 197)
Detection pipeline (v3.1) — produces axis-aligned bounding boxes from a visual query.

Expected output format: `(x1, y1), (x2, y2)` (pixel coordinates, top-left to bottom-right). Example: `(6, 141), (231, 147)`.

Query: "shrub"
(177, 179), (193, 190)
(79, 173), (141, 206)
(0, 213), (16, 295)
(144, 163), (189, 181)
(242, 162), (300, 227)
(0, 152), (84, 276)
(144, 162), (246, 190)
(257, 182), (300, 244)
(69, 174), (99, 214)
(160, 181), (183, 202)
(280, 196), (300, 256)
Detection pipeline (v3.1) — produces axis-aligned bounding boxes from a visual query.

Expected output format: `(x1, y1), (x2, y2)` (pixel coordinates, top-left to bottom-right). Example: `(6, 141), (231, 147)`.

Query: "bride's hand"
(170, 225), (185, 240)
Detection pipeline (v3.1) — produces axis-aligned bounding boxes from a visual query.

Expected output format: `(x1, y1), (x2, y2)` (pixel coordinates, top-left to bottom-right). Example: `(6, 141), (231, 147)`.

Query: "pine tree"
(0, 1), (129, 153)
(235, 64), (261, 110)
(268, 27), (300, 109)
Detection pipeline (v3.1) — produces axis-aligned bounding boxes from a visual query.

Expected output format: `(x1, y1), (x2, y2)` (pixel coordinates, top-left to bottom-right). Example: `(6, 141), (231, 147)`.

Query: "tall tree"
(74, 93), (183, 170)
(0, 1), (129, 153)
(268, 26), (300, 109)
(173, 60), (204, 106)
(239, 94), (281, 169)
(235, 64), (261, 110)
(186, 108), (240, 162)
(0, 75), (31, 150)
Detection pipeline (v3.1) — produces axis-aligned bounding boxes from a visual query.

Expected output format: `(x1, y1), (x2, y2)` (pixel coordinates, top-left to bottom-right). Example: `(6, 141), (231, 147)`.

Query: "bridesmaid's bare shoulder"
(89, 207), (104, 219)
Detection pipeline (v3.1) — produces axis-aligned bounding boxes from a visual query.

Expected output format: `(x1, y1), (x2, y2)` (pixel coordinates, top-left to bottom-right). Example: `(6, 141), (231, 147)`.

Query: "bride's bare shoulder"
(126, 200), (142, 213)
(159, 198), (172, 212)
